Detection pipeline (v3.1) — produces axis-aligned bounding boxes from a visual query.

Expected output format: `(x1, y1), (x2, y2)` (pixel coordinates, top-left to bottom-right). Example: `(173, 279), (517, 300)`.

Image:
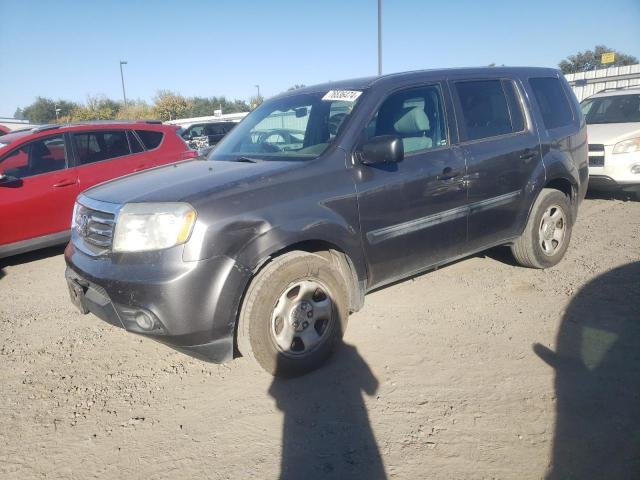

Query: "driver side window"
(366, 85), (449, 155)
(0, 135), (67, 179)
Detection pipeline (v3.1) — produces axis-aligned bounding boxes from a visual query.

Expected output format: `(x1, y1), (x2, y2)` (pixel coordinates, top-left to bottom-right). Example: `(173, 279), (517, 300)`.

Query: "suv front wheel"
(511, 188), (573, 269)
(237, 251), (349, 376)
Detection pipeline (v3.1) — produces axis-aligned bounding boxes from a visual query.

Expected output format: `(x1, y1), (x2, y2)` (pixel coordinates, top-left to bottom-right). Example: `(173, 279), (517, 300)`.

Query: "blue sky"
(1, 0), (639, 117)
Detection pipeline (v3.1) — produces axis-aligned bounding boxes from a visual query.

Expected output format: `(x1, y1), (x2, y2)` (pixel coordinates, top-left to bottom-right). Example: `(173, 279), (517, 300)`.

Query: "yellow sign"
(601, 52), (616, 64)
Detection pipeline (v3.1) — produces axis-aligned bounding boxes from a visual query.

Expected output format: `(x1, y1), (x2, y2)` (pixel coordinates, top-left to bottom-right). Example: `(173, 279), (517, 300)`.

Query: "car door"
(0, 133), (79, 246)
(354, 83), (468, 288)
(450, 77), (542, 251)
(71, 129), (143, 191)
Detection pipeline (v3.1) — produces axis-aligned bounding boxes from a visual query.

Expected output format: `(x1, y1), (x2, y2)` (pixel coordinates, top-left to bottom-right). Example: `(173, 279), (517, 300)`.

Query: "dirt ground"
(1, 193), (639, 480)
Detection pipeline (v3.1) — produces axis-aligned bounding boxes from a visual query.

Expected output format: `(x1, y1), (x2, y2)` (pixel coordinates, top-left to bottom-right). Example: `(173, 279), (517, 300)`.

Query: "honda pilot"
(65, 67), (588, 376)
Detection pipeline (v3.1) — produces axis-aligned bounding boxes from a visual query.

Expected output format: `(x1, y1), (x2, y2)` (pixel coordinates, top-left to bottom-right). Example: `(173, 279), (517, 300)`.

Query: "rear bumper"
(64, 242), (252, 362)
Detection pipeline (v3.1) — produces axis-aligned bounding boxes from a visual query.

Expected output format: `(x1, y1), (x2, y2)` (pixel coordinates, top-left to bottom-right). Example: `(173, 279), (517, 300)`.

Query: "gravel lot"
(1, 193), (639, 480)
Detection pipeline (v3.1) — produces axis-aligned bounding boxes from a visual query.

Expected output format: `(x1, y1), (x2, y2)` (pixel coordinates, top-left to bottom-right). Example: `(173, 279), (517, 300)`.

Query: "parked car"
(0, 125), (10, 136)
(581, 86), (640, 199)
(65, 67), (587, 376)
(0, 121), (197, 258)
(180, 121), (238, 151)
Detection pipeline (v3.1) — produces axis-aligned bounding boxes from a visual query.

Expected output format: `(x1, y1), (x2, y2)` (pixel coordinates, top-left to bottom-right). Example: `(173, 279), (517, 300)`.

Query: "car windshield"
(208, 90), (362, 161)
(581, 94), (640, 124)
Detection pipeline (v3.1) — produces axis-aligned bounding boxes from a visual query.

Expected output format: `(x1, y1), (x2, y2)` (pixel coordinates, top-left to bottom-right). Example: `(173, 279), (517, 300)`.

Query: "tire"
(237, 251), (349, 377)
(511, 188), (573, 269)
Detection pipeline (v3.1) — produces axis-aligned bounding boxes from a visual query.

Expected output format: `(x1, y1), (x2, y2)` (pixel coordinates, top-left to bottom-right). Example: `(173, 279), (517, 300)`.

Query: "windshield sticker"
(322, 90), (362, 102)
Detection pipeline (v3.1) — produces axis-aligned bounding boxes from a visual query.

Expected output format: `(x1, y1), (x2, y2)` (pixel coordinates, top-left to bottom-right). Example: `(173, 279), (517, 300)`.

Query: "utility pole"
(119, 60), (128, 107)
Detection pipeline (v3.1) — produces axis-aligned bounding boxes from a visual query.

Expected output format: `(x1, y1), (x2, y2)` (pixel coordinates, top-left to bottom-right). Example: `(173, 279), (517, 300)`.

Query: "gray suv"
(65, 67), (587, 376)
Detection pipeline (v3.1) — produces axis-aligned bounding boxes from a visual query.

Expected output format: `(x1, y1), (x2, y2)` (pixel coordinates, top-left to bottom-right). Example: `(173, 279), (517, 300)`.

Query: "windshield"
(581, 94), (640, 124)
(209, 90), (362, 161)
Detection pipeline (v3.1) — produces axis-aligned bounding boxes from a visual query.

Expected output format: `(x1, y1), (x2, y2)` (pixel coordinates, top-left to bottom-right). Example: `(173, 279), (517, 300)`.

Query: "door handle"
(437, 167), (462, 181)
(53, 179), (77, 188)
(519, 149), (536, 161)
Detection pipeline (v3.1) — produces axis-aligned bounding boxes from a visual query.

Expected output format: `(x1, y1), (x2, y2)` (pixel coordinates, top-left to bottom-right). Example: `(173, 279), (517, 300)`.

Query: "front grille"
(588, 144), (605, 167)
(75, 203), (115, 252)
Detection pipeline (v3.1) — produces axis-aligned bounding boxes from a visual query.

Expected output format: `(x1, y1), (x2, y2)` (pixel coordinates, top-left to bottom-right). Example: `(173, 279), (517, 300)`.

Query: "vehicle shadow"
(585, 189), (638, 202)
(533, 261), (640, 479)
(0, 245), (66, 281)
(269, 343), (387, 480)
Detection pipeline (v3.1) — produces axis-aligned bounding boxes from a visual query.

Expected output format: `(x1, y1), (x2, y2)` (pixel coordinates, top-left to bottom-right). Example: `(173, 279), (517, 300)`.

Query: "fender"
(234, 216), (368, 305)
(522, 147), (580, 230)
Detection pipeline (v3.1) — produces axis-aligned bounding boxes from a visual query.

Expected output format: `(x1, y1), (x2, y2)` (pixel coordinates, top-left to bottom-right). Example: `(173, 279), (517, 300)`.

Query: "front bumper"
(588, 175), (640, 192)
(64, 242), (252, 363)
(588, 148), (640, 192)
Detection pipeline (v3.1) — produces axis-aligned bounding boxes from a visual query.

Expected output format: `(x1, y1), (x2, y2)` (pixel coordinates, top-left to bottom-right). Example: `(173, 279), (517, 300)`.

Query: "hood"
(82, 159), (293, 205)
(586, 122), (640, 146)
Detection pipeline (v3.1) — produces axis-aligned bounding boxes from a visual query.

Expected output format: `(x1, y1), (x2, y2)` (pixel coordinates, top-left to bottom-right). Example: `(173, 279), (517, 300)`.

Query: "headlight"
(613, 137), (640, 154)
(112, 203), (196, 252)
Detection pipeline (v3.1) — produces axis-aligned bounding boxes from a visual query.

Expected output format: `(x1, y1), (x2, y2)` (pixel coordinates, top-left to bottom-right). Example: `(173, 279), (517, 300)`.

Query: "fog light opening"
(630, 164), (640, 175)
(135, 311), (155, 331)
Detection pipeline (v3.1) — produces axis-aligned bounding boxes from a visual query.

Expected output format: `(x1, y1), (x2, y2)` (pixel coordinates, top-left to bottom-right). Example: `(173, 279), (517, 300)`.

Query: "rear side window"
(73, 131), (130, 165)
(127, 131), (144, 153)
(455, 80), (516, 141)
(529, 77), (573, 130)
(135, 130), (164, 149)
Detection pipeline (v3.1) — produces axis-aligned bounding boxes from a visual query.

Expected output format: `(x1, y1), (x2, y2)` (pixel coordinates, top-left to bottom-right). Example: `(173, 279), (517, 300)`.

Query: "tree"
(116, 100), (156, 120)
(153, 90), (191, 121)
(184, 96), (250, 117)
(559, 45), (639, 74)
(287, 84), (306, 91)
(250, 95), (264, 110)
(70, 96), (121, 121)
(13, 108), (24, 120)
(21, 97), (78, 123)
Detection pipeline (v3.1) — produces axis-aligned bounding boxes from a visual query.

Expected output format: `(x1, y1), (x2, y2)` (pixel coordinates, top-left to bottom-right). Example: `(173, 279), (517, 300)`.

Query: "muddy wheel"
(511, 188), (573, 269)
(237, 251), (348, 376)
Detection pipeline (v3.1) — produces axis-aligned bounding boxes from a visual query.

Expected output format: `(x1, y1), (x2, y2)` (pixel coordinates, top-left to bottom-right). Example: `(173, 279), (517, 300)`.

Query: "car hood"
(586, 122), (640, 146)
(82, 159), (294, 205)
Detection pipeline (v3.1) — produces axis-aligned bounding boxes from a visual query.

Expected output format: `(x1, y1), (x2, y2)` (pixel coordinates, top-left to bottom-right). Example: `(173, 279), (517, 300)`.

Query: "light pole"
(377, 0), (382, 75)
(54, 103), (61, 122)
(255, 84), (260, 99)
(119, 60), (128, 107)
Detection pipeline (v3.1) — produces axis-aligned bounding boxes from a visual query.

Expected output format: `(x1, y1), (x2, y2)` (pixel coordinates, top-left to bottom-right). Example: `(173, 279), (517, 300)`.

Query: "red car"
(0, 121), (197, 258)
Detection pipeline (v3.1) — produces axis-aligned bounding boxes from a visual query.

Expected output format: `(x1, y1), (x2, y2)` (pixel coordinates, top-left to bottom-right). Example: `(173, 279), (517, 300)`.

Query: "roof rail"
(33, 124), (62, 133)
(595, 85), (640, 94)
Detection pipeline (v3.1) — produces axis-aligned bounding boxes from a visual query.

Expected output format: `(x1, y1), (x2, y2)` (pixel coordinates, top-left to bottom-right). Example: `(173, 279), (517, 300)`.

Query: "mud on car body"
(65, 67), (588, 376)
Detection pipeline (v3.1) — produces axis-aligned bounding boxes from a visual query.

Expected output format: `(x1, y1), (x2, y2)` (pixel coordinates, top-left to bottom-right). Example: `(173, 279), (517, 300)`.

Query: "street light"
(377, 0), (382, 75)
(255, 84), (260, 99)
(119, 60), (128, 107)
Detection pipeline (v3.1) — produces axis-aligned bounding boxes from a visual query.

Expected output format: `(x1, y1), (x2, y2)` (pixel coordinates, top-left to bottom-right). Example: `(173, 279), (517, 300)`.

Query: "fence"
(565, 64), (640, 101)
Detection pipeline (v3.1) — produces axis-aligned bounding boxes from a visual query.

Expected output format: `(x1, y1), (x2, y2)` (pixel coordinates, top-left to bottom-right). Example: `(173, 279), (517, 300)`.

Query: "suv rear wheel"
(237, 251), (349, 376)
(511, 188), (573, 269)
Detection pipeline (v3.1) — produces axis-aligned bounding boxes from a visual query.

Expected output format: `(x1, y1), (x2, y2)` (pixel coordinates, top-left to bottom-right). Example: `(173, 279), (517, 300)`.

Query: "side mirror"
(295, 107), (308, 118)
(359, 135), (404, 165)
(0, 173), (19, 186)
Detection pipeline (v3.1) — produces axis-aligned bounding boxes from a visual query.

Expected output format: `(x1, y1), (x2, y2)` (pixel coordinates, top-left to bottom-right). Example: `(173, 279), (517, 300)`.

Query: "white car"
(581, 87), (640, 199)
